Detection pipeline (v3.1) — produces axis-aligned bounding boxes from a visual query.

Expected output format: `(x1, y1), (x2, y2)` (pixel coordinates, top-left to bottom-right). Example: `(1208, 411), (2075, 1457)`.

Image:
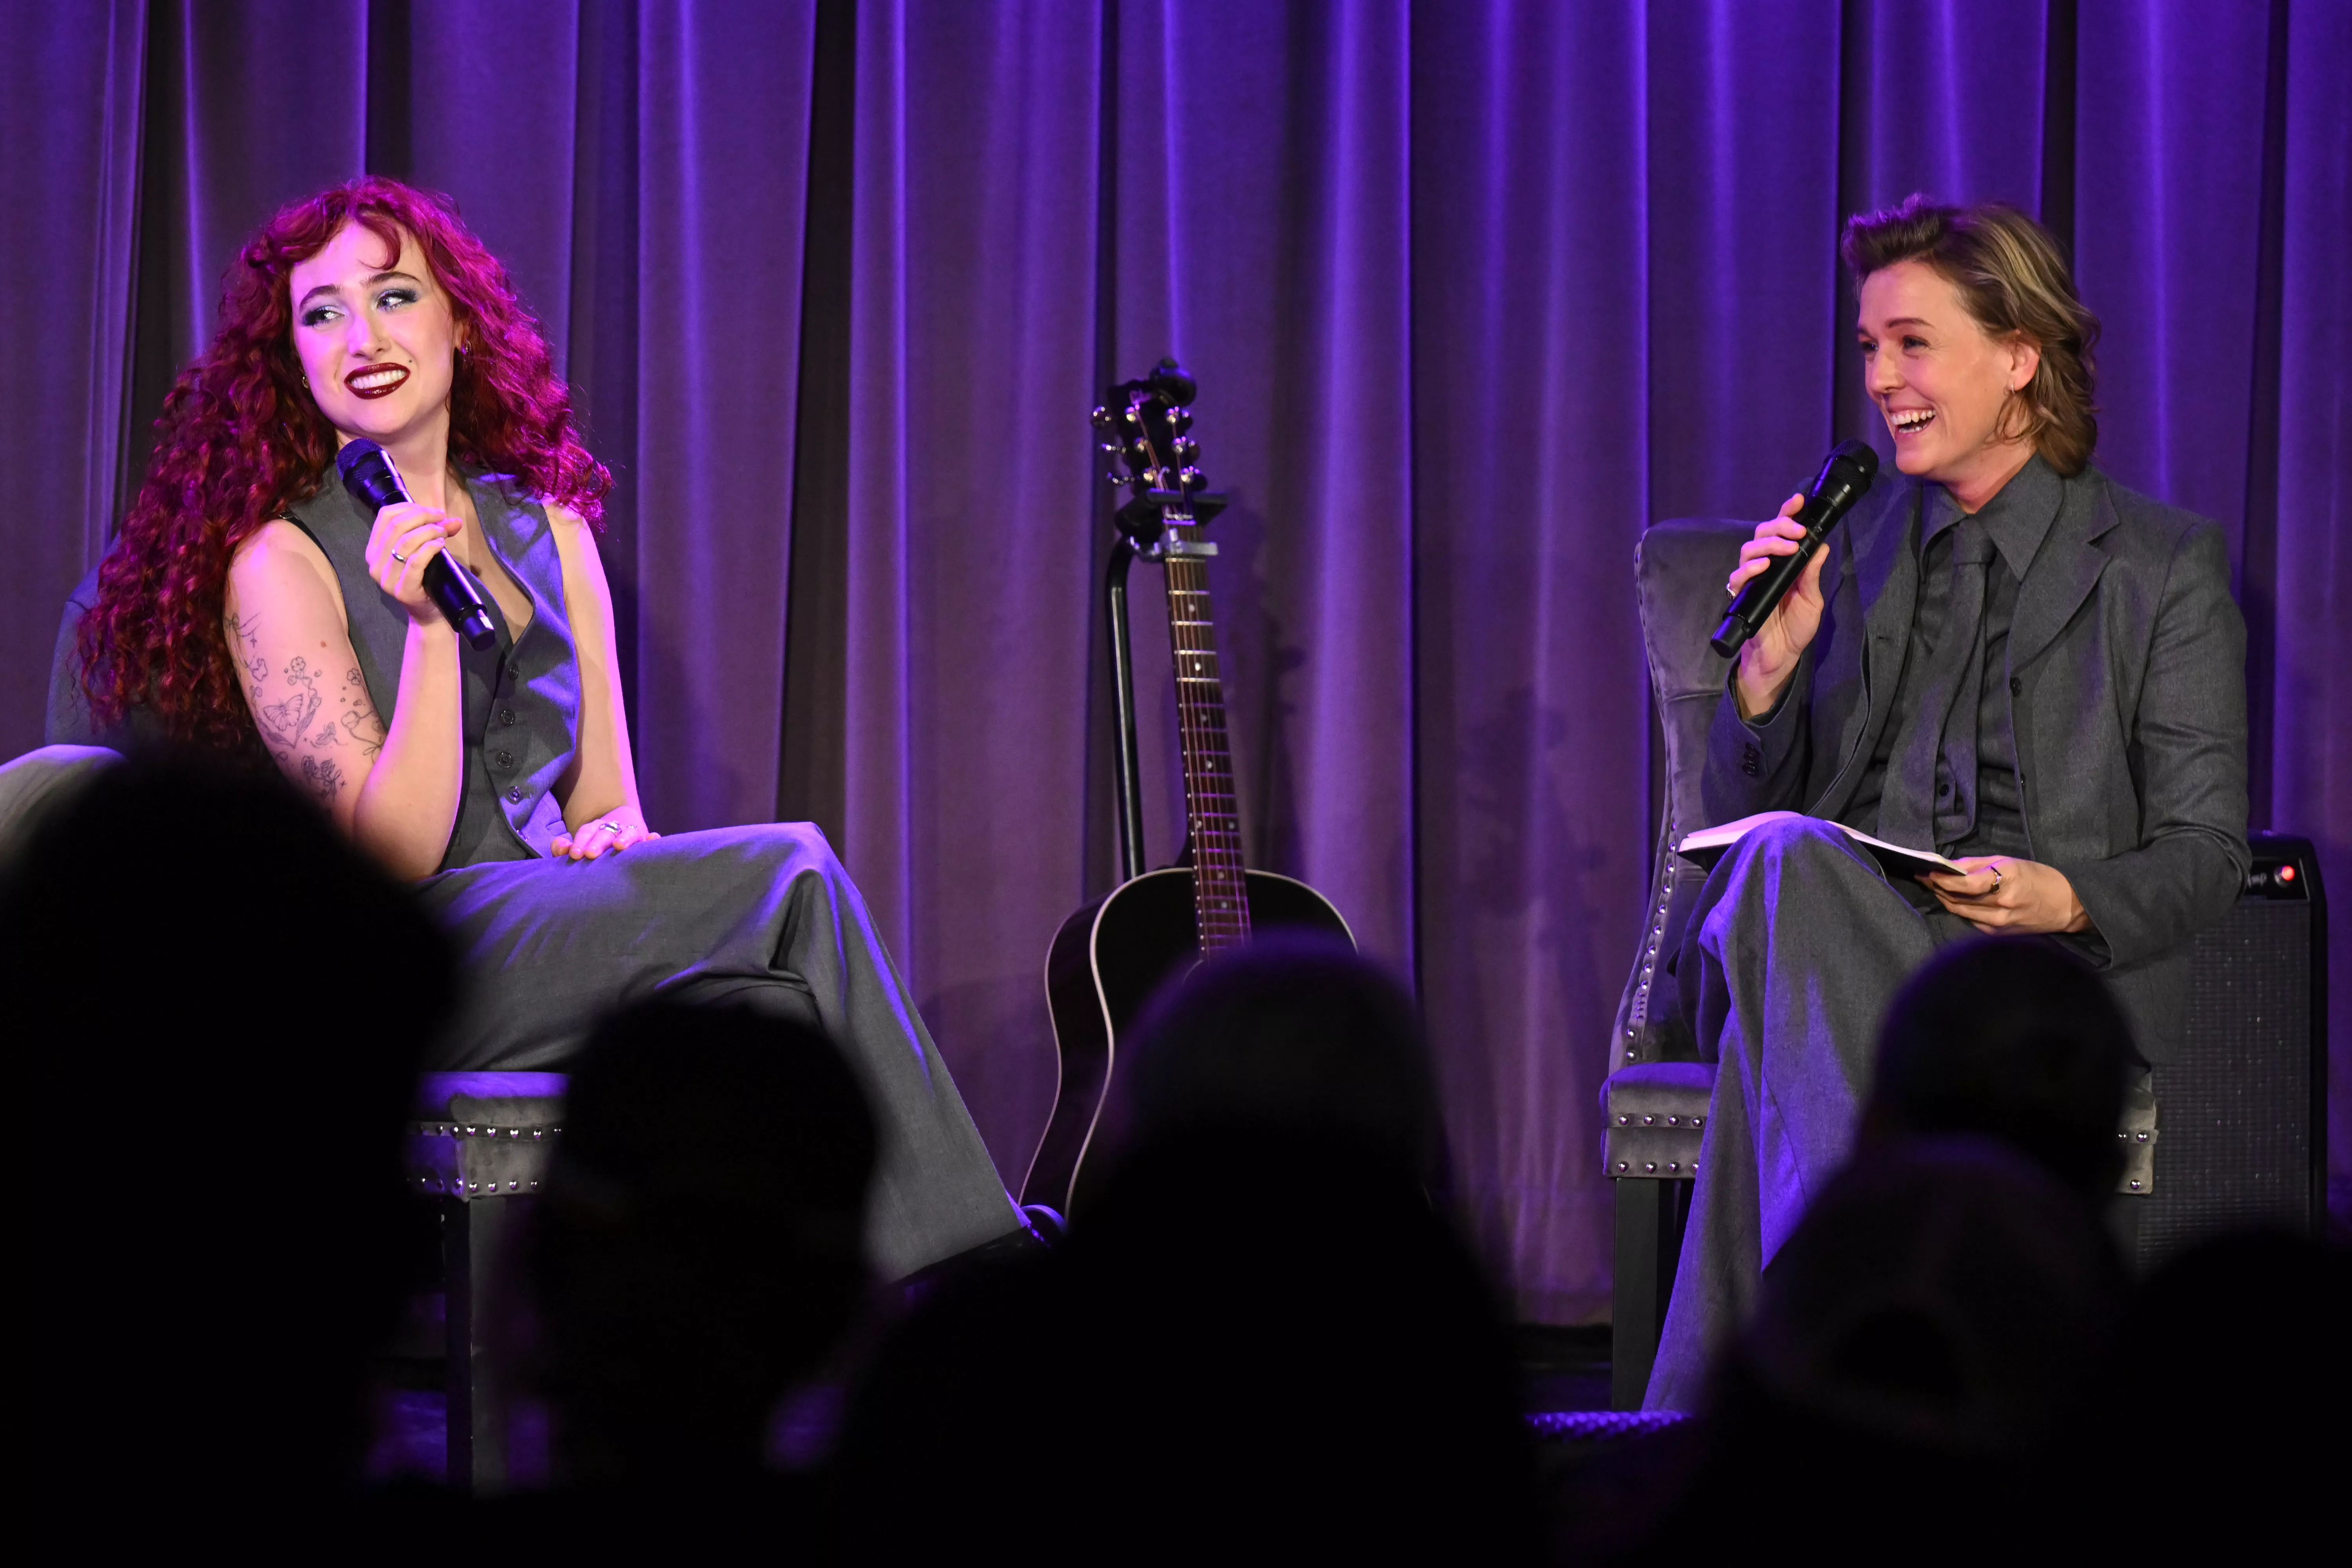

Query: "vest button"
(2009, 676), (2022, 696)
(506, 786), (524, 804)
(500, 708), (517, 726)
(495, 749), (515, 769)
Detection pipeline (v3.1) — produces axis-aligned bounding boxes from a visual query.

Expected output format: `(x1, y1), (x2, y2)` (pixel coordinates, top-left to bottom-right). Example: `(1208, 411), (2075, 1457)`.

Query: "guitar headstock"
(1093, 358), (1223, 539)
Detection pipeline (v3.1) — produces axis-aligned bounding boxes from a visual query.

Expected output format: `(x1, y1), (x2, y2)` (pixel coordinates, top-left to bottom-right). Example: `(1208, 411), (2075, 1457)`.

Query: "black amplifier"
(2140, 833), (2328, 1268)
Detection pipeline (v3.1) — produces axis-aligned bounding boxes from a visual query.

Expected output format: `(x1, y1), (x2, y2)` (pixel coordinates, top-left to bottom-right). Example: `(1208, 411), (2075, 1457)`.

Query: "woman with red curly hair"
(74, 178), (1020, 1276)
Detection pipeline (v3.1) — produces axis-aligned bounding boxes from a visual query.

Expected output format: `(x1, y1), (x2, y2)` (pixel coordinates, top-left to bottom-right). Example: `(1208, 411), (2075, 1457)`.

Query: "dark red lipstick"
(342, 363), (411, 400)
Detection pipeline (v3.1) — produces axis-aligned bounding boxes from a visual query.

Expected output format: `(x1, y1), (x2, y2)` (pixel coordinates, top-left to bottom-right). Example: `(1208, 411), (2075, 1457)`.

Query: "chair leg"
(443, 1195), (510, 1495)
(1611, 1178), (1693, 1410)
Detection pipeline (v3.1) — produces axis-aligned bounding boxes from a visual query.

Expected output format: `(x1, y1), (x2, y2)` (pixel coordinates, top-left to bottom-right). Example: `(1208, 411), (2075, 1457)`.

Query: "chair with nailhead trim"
(1600, 521), (1746, 1410)
(1602, 523), (2168, 1408)
(1606, 522), (2326, 1410)
(38, 562), (562, 1494)
(407, 1072), (566, 1492)
(1605, 523), (2150, 1411)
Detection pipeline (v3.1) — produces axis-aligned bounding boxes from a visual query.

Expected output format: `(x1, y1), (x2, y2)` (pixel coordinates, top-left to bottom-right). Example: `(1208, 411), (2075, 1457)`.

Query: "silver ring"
(390, 549), (411, 563)
(1988, 862), (2004, 893)
(599, 820), (623, 835)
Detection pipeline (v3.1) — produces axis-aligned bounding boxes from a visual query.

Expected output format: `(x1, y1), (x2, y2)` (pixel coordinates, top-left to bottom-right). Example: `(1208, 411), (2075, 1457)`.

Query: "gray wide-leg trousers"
(421, 823), (1021, 1280)
(0, 749), (1017, 1278)
(1644, 815), (1975, 1411)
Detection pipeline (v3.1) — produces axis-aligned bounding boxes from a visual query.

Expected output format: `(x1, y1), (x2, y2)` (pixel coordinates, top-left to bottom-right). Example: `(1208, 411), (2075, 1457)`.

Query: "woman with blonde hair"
(1648, 195), (2248, 1407)
(76, 177), (1020, 1276)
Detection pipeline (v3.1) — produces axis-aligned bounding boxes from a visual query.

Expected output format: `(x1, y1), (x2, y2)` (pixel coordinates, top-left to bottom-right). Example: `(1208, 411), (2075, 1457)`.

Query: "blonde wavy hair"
(1842, 195), (2102, 476)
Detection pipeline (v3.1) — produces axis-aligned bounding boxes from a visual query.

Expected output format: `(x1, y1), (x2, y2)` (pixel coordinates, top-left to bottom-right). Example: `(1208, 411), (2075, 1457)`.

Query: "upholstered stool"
(408, 1071), (566, 1493)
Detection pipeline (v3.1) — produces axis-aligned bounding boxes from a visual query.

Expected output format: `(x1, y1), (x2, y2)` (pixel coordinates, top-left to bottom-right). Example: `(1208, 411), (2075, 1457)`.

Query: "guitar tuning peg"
(1173, 437), (1200, 462)
(1098, 441), (1119, 456)
(1170, 409), (1194, 434)
(1091, 405), (1113, 430)
(1104, 470), (1127, 484)
(1122, 407), (1143, 426)
(1179, 466), (1205, 490)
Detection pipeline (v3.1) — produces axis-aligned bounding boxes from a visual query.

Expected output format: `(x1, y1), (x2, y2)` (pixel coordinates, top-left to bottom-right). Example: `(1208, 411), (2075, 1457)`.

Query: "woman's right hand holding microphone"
(364, 501), (464, 626)
(1726, 491), (1831, 719)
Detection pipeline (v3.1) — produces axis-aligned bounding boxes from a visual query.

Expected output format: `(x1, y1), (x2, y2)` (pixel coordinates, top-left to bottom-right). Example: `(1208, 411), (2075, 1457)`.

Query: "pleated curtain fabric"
(3, 0), (2344, 1321)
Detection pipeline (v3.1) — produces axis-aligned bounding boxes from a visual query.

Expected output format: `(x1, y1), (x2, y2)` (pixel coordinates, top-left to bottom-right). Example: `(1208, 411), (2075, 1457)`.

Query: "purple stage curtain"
(3, 0), (2344, 1320)
(1409, 2), (1651, 1316)
(2, 0), (145, 734)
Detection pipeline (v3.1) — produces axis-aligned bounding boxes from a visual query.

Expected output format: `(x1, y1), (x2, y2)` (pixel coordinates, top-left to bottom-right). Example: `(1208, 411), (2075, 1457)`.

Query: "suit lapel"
(1853, 479), (1920, 651)
(1813, 480), (1918, 816)
(2008, 470), (2118, 675)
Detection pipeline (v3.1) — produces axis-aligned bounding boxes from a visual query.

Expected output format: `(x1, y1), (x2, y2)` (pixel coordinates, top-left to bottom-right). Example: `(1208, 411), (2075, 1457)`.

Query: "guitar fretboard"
(1161, 520), (1251, 953)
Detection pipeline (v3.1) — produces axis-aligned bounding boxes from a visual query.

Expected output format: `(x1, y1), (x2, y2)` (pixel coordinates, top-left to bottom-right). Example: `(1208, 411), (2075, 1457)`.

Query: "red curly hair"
(82, 176), (610, 752)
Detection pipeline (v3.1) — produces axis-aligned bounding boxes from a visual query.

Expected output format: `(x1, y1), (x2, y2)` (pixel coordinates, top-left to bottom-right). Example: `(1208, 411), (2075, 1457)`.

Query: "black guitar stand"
(1103, 535), (1149, 886)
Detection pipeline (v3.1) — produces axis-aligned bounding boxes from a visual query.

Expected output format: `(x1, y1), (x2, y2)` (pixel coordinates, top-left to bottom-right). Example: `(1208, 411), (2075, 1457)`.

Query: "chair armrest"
(1601, 1061), (1715, 1179)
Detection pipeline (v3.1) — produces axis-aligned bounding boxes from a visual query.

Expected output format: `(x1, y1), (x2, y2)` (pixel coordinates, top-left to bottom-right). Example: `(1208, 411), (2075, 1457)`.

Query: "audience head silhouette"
(0, 753), (454, 1524)
(1103, 932), (1445, 1185)
(1866, 936), (2136, 1199)
(2070, 1226), (2349, 1548)
(1611, 1138), (2129, 1559)
(834, 938), (1530, 1559)
(515, 997), (877, 1486)
(1742, 1138), (2123, 1448)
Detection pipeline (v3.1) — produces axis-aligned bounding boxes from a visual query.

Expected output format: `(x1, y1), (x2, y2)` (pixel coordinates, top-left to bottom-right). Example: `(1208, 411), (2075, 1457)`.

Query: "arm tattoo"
(228, 612), (269, 686)
(233, 630), (386, 803)
(339, 665), (385, 757)
(298, 755), (347, 805)
(258, 658), (321, 750)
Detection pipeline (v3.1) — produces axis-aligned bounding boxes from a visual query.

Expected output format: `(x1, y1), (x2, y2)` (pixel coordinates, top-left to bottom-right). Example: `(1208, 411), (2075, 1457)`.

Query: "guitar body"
(1022, 867), (1353, 1214)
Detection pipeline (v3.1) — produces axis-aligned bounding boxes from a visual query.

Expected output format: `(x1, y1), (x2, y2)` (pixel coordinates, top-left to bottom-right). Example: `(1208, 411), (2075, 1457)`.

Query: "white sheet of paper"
(1675, 809), (1967, 882)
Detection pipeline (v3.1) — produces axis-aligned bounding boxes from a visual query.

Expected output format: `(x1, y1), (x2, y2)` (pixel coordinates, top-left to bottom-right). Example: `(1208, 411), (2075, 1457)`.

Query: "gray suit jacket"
(1700, 463), (2250, 1061)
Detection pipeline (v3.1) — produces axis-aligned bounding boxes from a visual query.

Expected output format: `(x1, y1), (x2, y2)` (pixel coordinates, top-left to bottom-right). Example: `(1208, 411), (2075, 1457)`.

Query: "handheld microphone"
(335, 440), (499, 651)
(1710, 438), (1880, 658)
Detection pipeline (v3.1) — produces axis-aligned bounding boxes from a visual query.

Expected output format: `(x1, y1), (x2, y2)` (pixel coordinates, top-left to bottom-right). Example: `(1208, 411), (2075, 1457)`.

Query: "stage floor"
(367, 1321), (1626, 1485)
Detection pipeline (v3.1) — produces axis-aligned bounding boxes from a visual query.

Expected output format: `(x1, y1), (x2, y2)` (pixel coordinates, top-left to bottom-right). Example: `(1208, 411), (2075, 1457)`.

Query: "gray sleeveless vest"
(286, 470), (580, 869)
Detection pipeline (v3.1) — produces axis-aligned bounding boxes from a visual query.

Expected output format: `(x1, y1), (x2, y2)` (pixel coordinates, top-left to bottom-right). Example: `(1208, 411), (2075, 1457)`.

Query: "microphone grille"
(1831, 437), (1880, 479)
(335, 438), (409, 512)
(335, 439), (383, 479)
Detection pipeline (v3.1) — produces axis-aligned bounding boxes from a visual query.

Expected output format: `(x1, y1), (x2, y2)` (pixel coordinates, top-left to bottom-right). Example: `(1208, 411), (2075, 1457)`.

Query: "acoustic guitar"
(1020, 361), (1353, 1219)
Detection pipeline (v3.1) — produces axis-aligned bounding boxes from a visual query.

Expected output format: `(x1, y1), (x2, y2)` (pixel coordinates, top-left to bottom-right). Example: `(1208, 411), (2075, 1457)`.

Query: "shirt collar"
(1920, 452), (2062, 579)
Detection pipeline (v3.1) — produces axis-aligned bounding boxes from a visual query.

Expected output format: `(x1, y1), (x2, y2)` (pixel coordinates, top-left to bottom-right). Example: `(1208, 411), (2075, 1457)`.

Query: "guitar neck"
(1160, 519), (1252, 953)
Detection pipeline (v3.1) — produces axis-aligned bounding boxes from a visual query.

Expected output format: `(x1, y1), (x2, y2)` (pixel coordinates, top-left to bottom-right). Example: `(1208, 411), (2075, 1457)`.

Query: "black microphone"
(336, 440), (499, 651)
(1710, 439), (1880, 658)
